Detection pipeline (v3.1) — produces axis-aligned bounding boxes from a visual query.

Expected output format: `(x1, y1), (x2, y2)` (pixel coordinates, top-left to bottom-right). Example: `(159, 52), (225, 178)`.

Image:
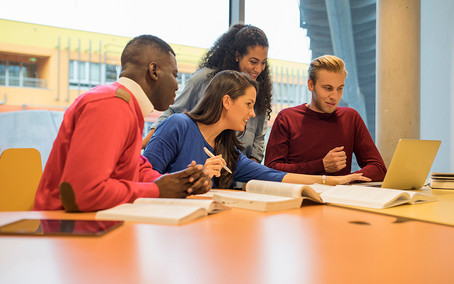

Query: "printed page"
(214, 190), (298, 202)
(320, 185), (410, 209)
(96, 203), (207, 224)
(133, 198), (229, 213)
(405, 191), (438, 204)
(305, 183), (336, 194)
(134, 198), (212, 210)
(194, 189), (231, 198)
(245, 180), (304, 198)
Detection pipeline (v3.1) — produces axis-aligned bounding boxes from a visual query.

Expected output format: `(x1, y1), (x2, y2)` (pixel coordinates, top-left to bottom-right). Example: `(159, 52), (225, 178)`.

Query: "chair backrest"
(0, 148), (43, 211)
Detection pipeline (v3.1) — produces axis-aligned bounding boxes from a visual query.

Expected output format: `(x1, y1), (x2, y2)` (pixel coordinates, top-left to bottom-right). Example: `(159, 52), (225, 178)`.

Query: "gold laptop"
(380, 139), (441, 189)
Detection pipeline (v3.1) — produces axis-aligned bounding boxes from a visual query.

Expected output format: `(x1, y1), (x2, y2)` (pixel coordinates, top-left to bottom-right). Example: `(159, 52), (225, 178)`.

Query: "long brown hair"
(186, 70), (258, 188)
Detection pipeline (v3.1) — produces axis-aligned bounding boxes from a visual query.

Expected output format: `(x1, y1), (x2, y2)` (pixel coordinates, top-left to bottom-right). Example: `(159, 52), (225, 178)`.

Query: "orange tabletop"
(1, 204), (453, 284)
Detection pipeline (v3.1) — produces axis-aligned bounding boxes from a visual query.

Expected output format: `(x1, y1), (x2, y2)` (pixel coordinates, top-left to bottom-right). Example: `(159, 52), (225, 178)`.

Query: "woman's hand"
(204, 154), (227, 179)
(330, 173), (371, 185)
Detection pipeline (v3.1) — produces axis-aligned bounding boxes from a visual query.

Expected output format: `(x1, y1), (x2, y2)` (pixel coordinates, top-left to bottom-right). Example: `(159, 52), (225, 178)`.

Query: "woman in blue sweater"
(143, 70), (370, 189)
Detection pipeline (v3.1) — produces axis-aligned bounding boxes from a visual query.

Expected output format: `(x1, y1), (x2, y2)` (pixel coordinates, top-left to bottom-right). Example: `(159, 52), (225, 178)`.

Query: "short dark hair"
(121, 35), (175, 69)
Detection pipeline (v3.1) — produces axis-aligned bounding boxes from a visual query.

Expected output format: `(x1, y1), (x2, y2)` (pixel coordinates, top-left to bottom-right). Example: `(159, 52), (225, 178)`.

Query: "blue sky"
(1, 0), (311, 63)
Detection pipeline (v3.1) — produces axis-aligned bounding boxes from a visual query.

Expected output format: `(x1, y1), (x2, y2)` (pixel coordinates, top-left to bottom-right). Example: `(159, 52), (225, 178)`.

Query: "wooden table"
(1, 204), (454, 284)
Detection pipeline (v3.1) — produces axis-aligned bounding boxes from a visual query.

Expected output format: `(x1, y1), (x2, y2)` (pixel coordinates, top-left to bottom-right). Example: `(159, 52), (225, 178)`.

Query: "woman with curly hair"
(143, 24), (272, 164)
(143, 70), (370, 189)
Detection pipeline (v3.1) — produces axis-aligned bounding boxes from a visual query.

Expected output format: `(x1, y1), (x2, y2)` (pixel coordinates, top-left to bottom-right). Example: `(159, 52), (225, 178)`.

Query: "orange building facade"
(0, 19), (309, 122)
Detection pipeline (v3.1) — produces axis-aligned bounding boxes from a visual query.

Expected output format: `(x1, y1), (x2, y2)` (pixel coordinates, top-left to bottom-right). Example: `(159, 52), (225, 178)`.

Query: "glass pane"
(69, 60), (75, 80)
(89, 62), (100, 83)
(105, 64), (117, 83)
(8, 63), (20, 86)
(0, 61), (5, 85)
(78, 61), (86, 81)
(22, 63), (38, 87)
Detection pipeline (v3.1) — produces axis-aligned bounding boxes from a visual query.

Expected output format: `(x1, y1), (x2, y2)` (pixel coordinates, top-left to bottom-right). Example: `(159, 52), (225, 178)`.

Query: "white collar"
(117, 77), (154, 117)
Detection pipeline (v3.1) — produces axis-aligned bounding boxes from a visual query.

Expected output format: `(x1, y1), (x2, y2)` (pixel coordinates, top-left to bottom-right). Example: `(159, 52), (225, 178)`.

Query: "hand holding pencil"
(203, 147), (232, 177)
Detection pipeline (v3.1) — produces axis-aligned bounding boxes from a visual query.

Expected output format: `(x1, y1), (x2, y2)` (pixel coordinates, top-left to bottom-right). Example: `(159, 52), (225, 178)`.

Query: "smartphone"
(0, 219), (123, 236)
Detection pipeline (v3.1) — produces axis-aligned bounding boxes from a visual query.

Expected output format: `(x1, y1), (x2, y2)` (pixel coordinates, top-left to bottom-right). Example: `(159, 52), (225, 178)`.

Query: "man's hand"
(155, 161), (211, 198)
(323, 146), (347, 173)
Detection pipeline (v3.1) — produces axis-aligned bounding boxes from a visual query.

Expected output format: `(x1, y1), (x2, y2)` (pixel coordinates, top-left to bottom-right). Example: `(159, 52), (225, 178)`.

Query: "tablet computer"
(0, 219), (123, 236)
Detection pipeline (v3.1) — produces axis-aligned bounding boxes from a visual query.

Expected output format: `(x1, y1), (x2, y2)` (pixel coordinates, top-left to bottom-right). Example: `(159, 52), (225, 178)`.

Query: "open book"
(212, 180), (437, 212)
(95, 198), (229, 225)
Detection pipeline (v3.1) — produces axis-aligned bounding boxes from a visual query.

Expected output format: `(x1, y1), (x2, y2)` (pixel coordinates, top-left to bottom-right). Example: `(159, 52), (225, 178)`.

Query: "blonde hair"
(308, 55), (348, 83)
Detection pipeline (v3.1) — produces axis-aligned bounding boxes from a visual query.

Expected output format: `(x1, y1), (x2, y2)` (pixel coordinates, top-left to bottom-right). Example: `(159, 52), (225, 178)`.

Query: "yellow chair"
(0, 148), (43, 211)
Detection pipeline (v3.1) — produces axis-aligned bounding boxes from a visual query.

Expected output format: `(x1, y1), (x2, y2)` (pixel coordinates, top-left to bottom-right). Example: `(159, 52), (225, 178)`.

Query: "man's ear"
(148, 62), (158, 80)
(222, 94), (231, 109)
(308, 78), (315, 91)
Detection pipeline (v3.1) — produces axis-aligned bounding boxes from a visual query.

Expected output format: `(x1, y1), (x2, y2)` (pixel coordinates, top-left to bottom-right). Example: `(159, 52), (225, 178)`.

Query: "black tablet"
(0, 219), (123, 236)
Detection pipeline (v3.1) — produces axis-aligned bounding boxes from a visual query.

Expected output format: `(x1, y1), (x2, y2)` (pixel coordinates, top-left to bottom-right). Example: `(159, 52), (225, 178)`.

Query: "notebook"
(365, 139), (441, 190)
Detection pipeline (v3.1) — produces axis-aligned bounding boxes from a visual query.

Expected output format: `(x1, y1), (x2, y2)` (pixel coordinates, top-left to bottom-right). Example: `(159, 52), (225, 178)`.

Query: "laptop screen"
(381, 139), (441, 189)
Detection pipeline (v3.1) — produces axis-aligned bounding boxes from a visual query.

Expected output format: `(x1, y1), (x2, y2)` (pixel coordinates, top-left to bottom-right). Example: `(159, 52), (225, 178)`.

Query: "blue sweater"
(149, 68), (268, 162)
(143, 114), (286, 187)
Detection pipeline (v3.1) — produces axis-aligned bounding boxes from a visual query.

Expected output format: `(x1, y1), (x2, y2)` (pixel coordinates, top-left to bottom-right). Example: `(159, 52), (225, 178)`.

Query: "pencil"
(203, 147), (233, 174)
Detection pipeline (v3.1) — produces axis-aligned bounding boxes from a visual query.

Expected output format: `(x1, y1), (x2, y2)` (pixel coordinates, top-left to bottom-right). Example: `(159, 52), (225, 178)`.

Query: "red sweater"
(265, 104), (386, 181)
(33, 82), (161, 211)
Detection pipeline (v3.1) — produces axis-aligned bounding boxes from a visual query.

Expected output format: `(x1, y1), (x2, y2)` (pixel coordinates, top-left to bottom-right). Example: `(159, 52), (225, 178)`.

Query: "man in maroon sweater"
(265, 55), (386, 181)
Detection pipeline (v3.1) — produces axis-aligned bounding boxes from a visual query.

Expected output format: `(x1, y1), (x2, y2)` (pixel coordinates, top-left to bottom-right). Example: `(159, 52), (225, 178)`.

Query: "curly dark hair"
(199, 24), (272, 120)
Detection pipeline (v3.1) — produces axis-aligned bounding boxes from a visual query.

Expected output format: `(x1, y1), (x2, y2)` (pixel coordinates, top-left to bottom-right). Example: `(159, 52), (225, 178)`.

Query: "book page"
(212, 191), (303, 212)
(96, 203), (207, 225)
(245, 180), (304, 198)
(305, 183), (336, 194)
(133, 198), (228, 214)
(194, 189), (232, 198)
(320, 185), (411, 209)
(215, 191), (298, 202)
(406, 191), (438, 204)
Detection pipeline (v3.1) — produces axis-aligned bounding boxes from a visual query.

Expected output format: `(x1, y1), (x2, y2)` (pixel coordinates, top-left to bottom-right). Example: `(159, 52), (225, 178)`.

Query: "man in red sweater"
(34, 35), (211, 212)
(265, 55), (386, 181)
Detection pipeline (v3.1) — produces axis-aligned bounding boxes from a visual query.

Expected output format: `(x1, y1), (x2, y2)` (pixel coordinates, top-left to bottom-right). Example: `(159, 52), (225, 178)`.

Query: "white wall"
(421, 0), (454, 172)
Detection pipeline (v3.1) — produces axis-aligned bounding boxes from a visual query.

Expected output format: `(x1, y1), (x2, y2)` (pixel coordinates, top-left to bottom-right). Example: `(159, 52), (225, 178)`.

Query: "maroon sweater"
(265, 104), (386, 181)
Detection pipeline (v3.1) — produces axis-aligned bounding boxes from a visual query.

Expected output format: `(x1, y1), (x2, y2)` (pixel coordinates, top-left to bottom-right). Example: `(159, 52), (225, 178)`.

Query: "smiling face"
(236, 45), (268, 80)
(308, 70), (346, 113)
(223, 86), (257, 131)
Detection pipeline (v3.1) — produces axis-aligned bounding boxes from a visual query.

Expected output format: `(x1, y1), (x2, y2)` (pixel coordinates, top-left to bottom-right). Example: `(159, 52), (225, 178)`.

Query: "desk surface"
(1, 205), (454, 284)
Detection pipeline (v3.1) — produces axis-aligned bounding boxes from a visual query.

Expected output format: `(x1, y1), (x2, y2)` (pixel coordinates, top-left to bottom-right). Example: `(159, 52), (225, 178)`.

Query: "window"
(22, 63), (38, 87)
(0, 61), (5, 85)
(69, 60), (121, 88)
(105, 64), (119, 83)
(8, 63), (21, 86)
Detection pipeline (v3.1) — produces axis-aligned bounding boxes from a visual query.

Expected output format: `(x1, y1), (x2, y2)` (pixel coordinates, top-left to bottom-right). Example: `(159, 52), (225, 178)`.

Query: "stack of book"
(429, 172), (454, 189)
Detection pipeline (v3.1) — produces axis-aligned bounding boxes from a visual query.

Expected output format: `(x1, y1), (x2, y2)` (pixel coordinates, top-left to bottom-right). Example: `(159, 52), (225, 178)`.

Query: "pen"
(203, 147), (233, 174)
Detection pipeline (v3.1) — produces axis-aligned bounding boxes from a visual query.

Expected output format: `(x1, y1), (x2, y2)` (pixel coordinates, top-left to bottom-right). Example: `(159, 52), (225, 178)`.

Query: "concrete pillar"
(376, 0), (420, 167)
